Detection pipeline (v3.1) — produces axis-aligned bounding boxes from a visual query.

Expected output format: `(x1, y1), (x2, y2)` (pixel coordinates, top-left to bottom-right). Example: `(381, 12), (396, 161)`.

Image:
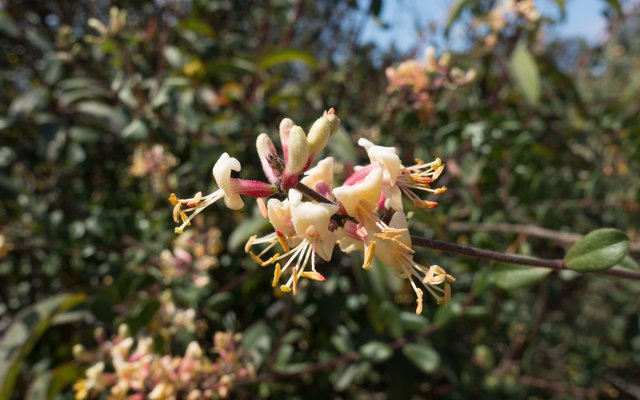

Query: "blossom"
(246, 189), (337, 294)
(373, 212), (455, 314)
(170, 153), (275, 234)
(301, 156), (334, 198)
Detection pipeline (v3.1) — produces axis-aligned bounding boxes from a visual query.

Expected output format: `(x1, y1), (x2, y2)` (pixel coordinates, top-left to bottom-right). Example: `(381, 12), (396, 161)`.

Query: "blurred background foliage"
(1, 0), (640, 398)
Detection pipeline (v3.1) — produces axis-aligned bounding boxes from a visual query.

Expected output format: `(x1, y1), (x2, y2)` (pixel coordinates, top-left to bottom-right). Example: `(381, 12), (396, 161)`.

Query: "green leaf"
(402, 342), (441, 374)
(445, 0), (470, 37)
(121, 118), (149, 141)
(9, 88), (49, 117)
(0, 293), (86, 399)
(360, 341), (392, 363)
(0, 11), (19, 38)
(565, 229), (630, 272)
(494, 264), (551, 290)
(613, 255), (639, 271)
(258, 49), (318, 70)
(509, 43), (541, 106)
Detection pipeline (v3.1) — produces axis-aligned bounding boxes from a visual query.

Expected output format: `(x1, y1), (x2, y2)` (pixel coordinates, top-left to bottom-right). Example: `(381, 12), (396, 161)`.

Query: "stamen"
(363, 240), (376, 270)
(292, 267), (299, 295)
(261, 253), (281, 267)
(276, 231), (290, 252)
(272, 263), (282, 287)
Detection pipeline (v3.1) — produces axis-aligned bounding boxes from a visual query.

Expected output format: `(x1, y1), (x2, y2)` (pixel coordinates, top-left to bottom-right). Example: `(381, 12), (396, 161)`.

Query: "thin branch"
(411, 236), (640, 281)
(448, 221), (640, 252)
(294, 181), (335, 204)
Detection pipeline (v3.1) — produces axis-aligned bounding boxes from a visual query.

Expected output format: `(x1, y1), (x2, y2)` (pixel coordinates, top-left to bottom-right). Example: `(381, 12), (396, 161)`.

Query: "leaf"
(9, 88), (49, 117)
(494, 264), (551, 290)
(402, 342), (441, 374)
(613, 255), (639, 271)
(360, 341), (392, 363)
(258, 49), (318, 70)
(509, 43), (541, 106)
(565, 229), (630, 272)
(0, 293), (86, 399)
(0, 11), (19, 38)
(120, 118), (149, 141)
(445, 0), (470, 37)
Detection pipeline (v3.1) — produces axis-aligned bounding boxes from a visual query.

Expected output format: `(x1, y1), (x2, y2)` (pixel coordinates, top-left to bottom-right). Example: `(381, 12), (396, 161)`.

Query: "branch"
(411, 236), (640, 281)
(447, 222), (640, 252)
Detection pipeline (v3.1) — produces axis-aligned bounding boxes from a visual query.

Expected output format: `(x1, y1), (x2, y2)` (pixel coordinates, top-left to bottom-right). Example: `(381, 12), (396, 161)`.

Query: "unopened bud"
(256, 133), (280, 184)
(279, 118), (295, 163)
(307, 109), (339, 161)
(94, 327), (106, 343)
(285, 126), (309, 176)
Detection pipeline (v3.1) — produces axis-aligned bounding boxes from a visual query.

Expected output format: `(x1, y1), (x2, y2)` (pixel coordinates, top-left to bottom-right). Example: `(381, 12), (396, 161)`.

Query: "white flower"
(358, 138), (402, 185)
(212, 152), (243, 210)
(289, 189), (338, 261)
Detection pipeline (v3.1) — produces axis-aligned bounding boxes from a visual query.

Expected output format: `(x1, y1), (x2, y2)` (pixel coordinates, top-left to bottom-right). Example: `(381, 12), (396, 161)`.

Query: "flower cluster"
(472, 0), (541, 49)
(73, 325), (254, 400)
(170, 110), (454, 313)
(385, 46), (475, 121)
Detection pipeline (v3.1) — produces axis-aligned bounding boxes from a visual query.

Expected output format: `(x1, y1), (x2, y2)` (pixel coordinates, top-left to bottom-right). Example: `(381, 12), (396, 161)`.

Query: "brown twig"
(411, 236), (640, 281)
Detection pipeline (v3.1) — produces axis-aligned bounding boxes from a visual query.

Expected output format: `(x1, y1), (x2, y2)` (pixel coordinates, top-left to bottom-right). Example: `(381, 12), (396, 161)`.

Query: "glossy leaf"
(565, 229), (630, 272)
(258, 49), (318, 70)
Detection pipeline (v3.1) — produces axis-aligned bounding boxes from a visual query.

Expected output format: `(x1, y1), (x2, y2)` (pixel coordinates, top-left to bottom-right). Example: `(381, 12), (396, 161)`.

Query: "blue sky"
(360, 0), (607, 53)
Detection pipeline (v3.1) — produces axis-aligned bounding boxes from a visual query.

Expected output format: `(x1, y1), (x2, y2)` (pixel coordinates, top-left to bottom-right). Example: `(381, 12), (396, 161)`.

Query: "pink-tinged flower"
(170, 153), (275, 234)
(301, 156), (334, 198)
(357, 138), (446, 210)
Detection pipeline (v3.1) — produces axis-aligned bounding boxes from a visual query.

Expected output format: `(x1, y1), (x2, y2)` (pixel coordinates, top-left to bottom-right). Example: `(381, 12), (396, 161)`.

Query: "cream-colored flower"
(301, 156), (334, 193)
(212, 152), (244, 210)
(358, 138), (401, 185)
(333, 167), (382, 219)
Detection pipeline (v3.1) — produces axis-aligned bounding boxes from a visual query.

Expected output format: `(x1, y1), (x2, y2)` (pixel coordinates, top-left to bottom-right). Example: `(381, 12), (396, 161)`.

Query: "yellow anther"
(280, 284), (291, 293)
(172, 203), (181, 223)
(432, 164), (445, 180)
(434, 186), (447, 194)
(272, 263), (282, 287)
(180, 212), (190, 225)
(249, 251), (264, 265)
(169, 193), (179, 205)
(261, 253), (281, 267)
(301, 271), (326, 281)
(276, 231), (290, 252)
(362, 240), (376, 270)
(415, 288), (424, 315)
(244, 235), (257, 253)
(174, 227), (184, 235)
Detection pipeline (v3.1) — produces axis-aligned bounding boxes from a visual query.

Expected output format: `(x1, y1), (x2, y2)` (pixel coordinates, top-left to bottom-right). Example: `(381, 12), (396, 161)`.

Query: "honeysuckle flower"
(256, 133), (280, 185)
(301, 156), (334, 198)
(373, 211), (455, 314)
(333, 167), (382, 221)
(247, 189), (337, 294)
(170, 153), (275, 234)
(357, 138), (447, 210)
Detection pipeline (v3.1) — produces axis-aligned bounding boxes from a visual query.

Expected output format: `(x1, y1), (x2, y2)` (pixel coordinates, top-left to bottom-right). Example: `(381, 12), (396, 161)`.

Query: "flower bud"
(285, 126), (309, 176)
(256, 133), (280, 184)
(307, 109), (339, 161)
(279, 118), (295, 163)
